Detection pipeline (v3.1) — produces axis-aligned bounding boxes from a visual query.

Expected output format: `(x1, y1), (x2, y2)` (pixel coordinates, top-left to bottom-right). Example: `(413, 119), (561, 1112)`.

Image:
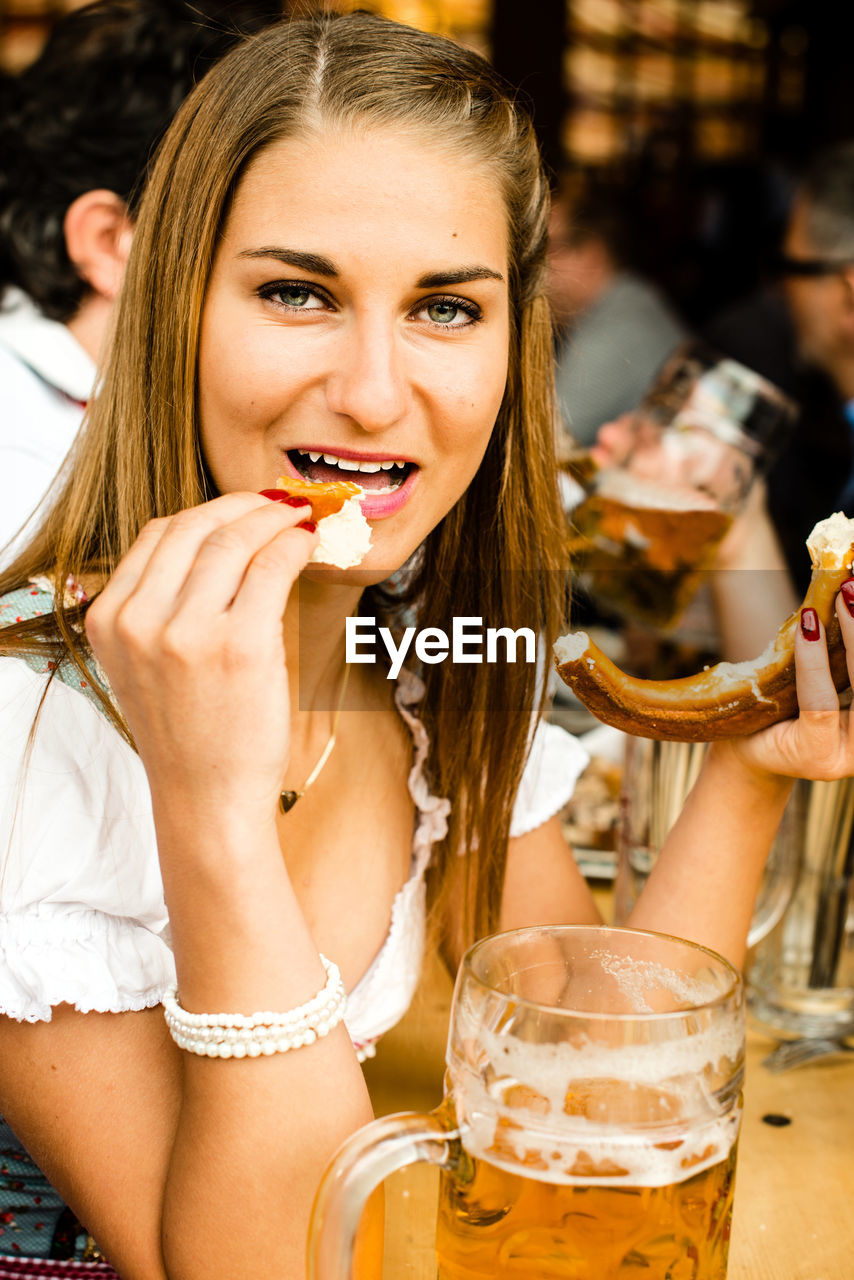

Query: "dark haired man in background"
(778, 143), (854, 437)
(0, 0), (277, 556)
(708, 141), (854, 590)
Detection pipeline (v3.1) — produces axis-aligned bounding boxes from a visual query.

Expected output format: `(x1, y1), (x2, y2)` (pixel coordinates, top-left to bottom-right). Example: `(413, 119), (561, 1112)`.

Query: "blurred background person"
(707, 141), (854, 592)
(779, 141), (854, 414)
(0, 0), (278, 559)
(547, 174), (688, 448)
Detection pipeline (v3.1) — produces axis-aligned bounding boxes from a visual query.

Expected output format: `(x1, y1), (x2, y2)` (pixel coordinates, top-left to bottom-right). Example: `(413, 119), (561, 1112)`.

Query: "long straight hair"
(0, 11), (571, 947)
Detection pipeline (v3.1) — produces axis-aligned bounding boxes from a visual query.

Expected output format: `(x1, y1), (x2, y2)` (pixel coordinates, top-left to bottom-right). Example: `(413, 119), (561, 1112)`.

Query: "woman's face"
(198, 125), (511, 580)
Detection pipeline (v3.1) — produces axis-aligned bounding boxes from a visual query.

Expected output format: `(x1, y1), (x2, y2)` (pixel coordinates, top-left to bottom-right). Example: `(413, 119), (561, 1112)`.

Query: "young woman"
(0, 11), (851, 1278)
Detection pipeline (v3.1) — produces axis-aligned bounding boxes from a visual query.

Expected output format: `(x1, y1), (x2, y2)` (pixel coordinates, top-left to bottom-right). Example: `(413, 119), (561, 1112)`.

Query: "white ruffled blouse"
(0, 639), (588, 1061)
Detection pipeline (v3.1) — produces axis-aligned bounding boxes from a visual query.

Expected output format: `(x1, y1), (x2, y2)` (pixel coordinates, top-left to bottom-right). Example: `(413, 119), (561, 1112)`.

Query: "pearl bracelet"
(162, 955), (347, 1058)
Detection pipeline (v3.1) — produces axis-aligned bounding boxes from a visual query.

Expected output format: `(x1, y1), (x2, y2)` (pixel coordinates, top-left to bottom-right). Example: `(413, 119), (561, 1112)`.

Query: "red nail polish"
(259, 489), (311, 507)
(800, 607), (820, 640)
(841, 578), (854, 618)
(298, 520), (317, 533)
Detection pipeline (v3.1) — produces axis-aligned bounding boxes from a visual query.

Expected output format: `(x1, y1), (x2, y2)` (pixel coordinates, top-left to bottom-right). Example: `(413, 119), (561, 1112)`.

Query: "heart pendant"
(279, 789), (301, 814)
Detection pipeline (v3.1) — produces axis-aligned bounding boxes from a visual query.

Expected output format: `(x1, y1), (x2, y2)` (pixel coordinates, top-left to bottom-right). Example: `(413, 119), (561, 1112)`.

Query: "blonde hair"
(0, 11), (570, 946)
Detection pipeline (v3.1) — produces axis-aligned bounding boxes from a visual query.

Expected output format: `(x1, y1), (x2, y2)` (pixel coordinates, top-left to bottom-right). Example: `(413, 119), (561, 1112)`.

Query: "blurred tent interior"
(0, 0), (849, 347)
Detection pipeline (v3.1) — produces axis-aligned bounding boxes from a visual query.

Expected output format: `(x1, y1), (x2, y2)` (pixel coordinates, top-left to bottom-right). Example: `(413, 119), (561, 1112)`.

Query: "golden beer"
(569, 483), (733, 628)
(436, 1143), (737, 1280)
(308, 928), (745, 1280)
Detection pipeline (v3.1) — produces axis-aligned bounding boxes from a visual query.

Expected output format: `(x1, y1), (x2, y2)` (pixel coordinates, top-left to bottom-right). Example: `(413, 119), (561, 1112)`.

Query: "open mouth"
(287, 448), (415, 494)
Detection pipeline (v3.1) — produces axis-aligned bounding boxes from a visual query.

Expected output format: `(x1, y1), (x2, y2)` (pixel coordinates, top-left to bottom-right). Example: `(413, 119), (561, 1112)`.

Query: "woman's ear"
(63, 189), (134, 302)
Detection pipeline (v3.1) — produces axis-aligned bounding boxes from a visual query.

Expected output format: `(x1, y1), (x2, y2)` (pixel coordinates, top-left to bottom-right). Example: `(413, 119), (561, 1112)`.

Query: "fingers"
(229, 518), (318, 626)
(735, 591), (854, 783)
(91, 493), (267, 618)
(783, 605), (851, 775)
(836, 579), (854, 691)
(126, 493), (285, 618)
(86, 494), (316, 659)
(170, 500), (315, 621)
(794, 609), (840, 714)
(91, 515), (171, 607)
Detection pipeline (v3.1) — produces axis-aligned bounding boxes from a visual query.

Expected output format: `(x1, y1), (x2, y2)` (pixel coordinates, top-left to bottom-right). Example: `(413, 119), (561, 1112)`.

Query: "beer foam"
(591, 951), (724, 1014)
(470, 1015), (743, 1094)
(593, 469), (718, 512)
(452, 1061), (741, 1188)
(448, 1008), (743, 1188)
(455, 1092), (740, 1188)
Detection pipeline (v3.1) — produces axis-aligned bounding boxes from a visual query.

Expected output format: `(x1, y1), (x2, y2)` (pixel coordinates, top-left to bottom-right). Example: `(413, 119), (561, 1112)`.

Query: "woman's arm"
(493, 759), (788, 972)
(624, 745), (791, 967)
(496, 591), (854, 975)
(630, 594), (854, 967)
(438, 817), (602, 974)
(490, 755), (788, 973)
(0, 494), (374, 1280)
(498, 816), (603, 935)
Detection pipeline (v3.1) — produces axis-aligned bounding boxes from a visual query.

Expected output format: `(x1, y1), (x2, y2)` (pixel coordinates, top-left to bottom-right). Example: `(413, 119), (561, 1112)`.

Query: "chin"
(300, 554), (410, 591)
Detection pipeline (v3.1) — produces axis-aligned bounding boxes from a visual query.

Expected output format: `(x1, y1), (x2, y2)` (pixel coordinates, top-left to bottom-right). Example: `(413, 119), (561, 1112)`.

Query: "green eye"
(282, 287), (312, 307)
(426, 302), (460, 324)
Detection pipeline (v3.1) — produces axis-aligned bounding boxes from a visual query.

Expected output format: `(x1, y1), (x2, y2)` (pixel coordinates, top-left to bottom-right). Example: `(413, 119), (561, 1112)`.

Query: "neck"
(65, 292), (113, 364)
(283, 575), (365, 713)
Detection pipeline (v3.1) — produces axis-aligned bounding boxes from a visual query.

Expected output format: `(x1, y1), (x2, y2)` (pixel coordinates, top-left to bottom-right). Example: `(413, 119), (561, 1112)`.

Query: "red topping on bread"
(274, 475), (361, 523)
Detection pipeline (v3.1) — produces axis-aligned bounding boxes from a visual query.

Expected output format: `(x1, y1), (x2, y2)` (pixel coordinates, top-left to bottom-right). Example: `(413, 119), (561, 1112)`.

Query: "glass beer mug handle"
(618, 738), (800, 949)
(746, 779), (803, 949)
(307, 1109), (458, 1280)
(746, 854), (797, 948)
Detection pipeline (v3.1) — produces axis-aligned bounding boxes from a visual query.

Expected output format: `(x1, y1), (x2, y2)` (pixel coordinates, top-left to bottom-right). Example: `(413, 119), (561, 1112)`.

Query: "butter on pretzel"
(264, 476), (372, 569)
(554, 512), (854, 741)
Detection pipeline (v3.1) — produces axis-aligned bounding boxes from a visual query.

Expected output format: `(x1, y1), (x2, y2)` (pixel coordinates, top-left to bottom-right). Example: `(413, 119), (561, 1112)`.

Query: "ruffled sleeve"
(509, 719), (589, 839)
(0, 656), (174, 1022)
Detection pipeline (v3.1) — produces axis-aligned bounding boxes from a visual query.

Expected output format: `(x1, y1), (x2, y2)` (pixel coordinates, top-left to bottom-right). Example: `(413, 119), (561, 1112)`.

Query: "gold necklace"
(279, 664), (351, 814)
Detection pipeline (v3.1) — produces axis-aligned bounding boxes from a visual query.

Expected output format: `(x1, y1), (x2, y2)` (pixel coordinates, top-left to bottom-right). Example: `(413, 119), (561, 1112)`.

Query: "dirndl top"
(0, 580), (588, 1261)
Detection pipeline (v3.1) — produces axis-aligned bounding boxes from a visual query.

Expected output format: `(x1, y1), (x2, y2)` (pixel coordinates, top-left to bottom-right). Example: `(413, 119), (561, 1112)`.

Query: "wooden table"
(363, 948), (854, 1279)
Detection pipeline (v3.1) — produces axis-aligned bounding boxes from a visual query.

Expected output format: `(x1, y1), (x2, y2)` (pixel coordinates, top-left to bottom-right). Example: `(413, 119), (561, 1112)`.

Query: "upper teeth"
(297, 448), (407, 473)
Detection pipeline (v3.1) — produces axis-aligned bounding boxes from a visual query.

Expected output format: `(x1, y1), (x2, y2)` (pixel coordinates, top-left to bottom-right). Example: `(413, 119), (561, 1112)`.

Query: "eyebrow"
(239, 247), (339, 275)
(416, 266), (504, 287)
(238, 247), (505, 287)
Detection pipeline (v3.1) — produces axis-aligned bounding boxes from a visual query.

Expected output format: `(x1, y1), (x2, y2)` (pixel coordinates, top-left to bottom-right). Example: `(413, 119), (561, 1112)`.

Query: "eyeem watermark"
(346, 616), (537, 679)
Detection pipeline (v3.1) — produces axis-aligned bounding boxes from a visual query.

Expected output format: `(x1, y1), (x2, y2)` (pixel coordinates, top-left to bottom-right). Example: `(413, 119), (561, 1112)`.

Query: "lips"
(280, 446), (419, 518)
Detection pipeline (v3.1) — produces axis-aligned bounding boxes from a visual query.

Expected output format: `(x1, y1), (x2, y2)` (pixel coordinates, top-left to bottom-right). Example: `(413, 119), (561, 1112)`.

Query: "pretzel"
(554, 512), (854, 741)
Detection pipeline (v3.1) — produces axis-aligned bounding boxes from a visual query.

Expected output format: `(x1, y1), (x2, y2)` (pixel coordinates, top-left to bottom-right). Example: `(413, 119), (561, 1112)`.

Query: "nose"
(324, 311), (410, 433)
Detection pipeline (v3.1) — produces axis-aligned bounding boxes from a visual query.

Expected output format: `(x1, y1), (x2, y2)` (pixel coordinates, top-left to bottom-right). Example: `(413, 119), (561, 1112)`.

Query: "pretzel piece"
(274, 475), (362, 523)
(554, 513), (854, 741)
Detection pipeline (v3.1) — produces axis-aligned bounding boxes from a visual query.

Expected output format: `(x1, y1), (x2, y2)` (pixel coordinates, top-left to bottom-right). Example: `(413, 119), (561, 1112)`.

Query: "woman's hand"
(722, 591), (854, 782)
(85, 492), (317, 824)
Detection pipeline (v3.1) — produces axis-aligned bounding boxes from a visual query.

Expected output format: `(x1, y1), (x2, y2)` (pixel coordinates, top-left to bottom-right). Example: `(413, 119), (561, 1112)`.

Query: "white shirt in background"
(0, 287), (96, 562)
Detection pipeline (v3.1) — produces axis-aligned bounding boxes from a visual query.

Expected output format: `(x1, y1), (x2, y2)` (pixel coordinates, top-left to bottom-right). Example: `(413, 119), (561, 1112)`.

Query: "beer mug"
(568, 341), (797, 628)
(746, 776), (854, 1039)
(308, 924), (745, 1279)
(615, 739), (800, 949)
